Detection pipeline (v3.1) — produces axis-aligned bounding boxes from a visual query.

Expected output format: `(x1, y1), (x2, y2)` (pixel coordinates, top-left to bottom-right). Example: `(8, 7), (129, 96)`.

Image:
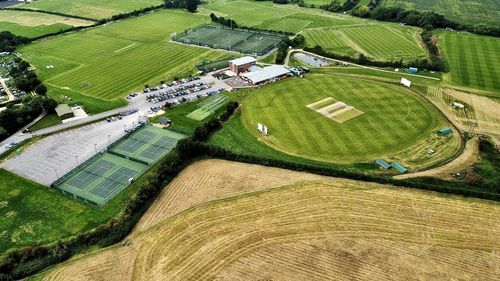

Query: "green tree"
(186, 0), (198, 12)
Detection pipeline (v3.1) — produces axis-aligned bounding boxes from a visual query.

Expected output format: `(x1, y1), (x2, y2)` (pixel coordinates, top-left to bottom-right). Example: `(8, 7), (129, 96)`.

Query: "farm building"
(229, 57), (257, 75)
(240, 65), (291, 85)
(438, 128), (453, 135)
(54, 104), (74, 120)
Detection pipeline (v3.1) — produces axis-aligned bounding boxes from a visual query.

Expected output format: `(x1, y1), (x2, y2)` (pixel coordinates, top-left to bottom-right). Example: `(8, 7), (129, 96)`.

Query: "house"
(229, 57), (257, 75)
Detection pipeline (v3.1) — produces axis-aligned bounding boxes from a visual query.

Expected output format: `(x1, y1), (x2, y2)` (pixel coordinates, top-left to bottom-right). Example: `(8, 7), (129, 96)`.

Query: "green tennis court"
(54, 125), (186, 206)
(109, 126), (186, 165)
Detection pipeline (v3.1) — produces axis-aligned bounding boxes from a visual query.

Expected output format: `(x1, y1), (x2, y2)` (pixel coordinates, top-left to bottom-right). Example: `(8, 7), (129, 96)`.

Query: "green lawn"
(303, 24), (427, 62)
(13, 0), (163, 19)
(237, 74), (448, 163)
(19, 10), (227, 113)
(204, 0), (363, 33)
(381, 0), (500, 26)
(0, 169), (136, 254)
(28, 113), (61, 131)
(0, 10), (93, 38)
(437, 31), (500, 94)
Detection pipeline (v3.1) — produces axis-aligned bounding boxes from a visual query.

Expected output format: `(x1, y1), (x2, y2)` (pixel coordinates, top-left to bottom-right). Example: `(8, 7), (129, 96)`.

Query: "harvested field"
(41, 160), (500, 281)
(425, 86), (500, 144)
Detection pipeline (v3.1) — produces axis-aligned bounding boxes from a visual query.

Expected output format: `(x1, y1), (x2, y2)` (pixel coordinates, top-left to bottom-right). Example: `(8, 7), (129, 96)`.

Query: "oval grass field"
(241, 74), (445, 163)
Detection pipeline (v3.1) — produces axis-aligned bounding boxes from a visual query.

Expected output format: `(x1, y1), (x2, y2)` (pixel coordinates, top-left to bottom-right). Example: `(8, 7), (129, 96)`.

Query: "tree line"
(210, 13), (238, 28)
(0, 31), (29, 52)
(275, 34), (305, 64)
(9, 57), (47, 95)
(0, 96), (57, 141)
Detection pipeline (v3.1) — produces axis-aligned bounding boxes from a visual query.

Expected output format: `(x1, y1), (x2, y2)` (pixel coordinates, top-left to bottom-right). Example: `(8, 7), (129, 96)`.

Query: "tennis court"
(174, 25), (286, 55)
(54, 153), (147, 206)
(109, 126), (186, 165)
(53, 125), (186, 206)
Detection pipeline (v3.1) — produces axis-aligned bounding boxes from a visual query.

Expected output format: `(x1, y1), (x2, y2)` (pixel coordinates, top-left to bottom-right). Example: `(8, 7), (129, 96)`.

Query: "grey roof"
(54, 104), (73, 117)
(241, 65), (290, 84)
(229, 56), (256, 66)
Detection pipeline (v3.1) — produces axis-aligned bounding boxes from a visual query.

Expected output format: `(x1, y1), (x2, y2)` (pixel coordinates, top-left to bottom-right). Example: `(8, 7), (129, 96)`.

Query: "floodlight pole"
(94, 143), (98, 154)
(54, 168), (58, 178)
(75, 155), (79, 165)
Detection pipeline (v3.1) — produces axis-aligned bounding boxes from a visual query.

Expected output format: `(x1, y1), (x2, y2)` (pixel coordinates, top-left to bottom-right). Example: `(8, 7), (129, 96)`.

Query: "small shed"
(158, 117), (171, 126)
(375, 159), (391, 170)
(438, 128), (453, 135)
(408, 67), (418, 73)
(54, 104), (74, 120)
(392, 161), (407, 173)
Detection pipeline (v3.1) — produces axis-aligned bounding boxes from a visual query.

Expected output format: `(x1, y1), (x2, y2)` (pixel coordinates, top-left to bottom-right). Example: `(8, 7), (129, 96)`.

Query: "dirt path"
(394, 136), (479, 180)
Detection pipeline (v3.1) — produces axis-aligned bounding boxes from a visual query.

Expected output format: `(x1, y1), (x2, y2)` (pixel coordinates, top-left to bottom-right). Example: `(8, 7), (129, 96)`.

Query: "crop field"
(0, 10), (93, 38)
(0, 169), (137, 254)
(239, 74), (457, 165)
(381, 0), (500, 26)
(303, 24), (427, 62)
(39, 160), (500, 281)
(437, 31), (500, 94)
(13, 0), (163, 19)
(175, 25), (285, 55)
(19, 10), (227, 112)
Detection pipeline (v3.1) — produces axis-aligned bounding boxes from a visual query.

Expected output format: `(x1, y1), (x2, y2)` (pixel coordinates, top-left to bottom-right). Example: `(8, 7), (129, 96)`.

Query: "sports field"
(175, 25), (285, 55)
(39, 160), (500, 281)
(381, 0), (500, 26)
(55, 125), (185, 206)
(19, 10), (227, 112)
(204, 0), (363, 33)
(109, 126), (186, 164)
(303, 24), (427, 62)
(437, 31), (500, 94)
(13, 0), (163, 19)
(240, 74), (455, 163)
(187, 95), (228, 121)
(0, 10), (93, 38)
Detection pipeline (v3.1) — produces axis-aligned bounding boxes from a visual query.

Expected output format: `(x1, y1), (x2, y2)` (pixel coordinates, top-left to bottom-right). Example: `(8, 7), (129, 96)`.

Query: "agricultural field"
(0, 169), (135, 254)
(237, 74), (459, 167)
(0, 10), (93, 38)
(437, 31), (500, 94)
(37, 160), (500, 280)
(19, 10), (227, 113)
(13, 0), (163, 19)
(303, 24), (427, 62)
(381, 0), (500, 26)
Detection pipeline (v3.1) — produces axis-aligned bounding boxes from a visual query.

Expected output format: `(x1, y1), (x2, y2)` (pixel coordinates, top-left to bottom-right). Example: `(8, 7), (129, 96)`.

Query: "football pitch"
(19, 10), (228, 112)
(437, 31), (500, 94)
(55, 125), (185, 206)
(303, 24), (427, 62)
(175, 25), (285, 55)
